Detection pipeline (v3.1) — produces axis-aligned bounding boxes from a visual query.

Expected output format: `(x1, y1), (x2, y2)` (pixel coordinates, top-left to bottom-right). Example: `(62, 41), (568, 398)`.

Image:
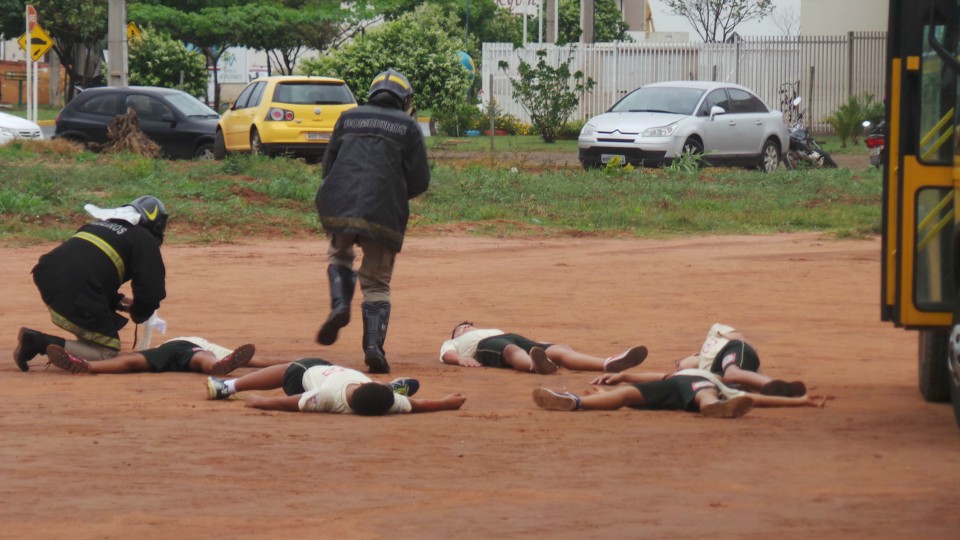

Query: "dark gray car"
(55, 86), (220, 159)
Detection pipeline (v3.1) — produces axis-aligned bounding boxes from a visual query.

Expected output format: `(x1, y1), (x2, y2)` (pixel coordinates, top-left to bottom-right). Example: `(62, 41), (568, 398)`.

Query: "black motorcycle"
(782, 97), (838, 169)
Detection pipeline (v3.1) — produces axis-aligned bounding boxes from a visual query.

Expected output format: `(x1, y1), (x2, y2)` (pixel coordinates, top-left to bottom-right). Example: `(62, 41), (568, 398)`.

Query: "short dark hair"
(452, 321), (474, 339)
(350, 383), (396, 416)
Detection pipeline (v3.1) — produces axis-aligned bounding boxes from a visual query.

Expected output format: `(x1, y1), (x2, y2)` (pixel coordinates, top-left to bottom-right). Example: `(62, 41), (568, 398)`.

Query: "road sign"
(127, 22), (141, 40)
(17, 23), (53, 62)
(5, 71), (27, 81)
(26, 5), (37, 32)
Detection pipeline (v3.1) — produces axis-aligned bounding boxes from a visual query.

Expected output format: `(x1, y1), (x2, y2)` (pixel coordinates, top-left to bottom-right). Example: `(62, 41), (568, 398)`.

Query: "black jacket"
(32, 219), (166, 349)
(315, 95), (430, 252)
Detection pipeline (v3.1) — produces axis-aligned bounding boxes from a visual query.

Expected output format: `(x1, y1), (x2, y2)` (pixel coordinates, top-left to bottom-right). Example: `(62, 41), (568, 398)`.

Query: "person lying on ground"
(44, 337), (255, 376)
(673, 323), (808, 397)
(439, 321), (647, 375)
(207, 358), (466, 416)
(533, 368), (829, 419)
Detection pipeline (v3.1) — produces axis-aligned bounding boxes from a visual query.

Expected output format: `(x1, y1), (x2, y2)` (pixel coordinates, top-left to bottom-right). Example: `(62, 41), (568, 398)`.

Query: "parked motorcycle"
(783, 97), (838, 169)
(862, 119), (886, 168)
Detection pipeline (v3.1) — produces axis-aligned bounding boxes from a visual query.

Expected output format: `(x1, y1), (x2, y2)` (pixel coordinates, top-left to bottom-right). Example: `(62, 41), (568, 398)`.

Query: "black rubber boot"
(361, 301), (391, 374)
(14, 327), (65, 372)
(316, 265), (356, 346)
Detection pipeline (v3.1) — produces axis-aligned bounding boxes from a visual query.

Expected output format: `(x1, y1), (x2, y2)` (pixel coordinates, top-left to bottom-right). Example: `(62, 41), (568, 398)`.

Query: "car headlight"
(580, 123), (595, 137)
(642, 123), (677, 137)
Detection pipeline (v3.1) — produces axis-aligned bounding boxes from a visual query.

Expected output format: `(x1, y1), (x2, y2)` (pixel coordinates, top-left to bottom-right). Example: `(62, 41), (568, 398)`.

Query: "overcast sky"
(647, 0), (802, 37)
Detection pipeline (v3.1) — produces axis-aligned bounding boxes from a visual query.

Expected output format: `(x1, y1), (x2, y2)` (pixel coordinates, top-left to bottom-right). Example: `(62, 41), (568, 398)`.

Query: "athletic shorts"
(710, 340), (761, 375)
(632, 375), (718, 412)
(282, 358), (332, 396)
(475, 333), (552, 368)
(141, 339), (201, 372)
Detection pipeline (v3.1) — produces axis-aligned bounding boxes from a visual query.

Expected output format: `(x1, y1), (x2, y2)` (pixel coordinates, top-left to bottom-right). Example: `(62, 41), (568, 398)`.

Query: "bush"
(559, 120), (585, 140)
(825, 93), (883, 147)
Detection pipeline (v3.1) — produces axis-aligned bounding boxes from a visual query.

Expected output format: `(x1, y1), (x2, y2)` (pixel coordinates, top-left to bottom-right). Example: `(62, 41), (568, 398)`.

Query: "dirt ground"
(2, 232), (959, 539)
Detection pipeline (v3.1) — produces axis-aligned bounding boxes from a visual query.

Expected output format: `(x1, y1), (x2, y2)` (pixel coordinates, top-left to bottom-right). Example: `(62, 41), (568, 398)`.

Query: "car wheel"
(681, 138), (703, 156)
(919, 329), (951, 402)
(195, 143), (215, 160)
(759, 138), (780, 172)
(213, 130), (226, 161)
(250, 129), (265, 157)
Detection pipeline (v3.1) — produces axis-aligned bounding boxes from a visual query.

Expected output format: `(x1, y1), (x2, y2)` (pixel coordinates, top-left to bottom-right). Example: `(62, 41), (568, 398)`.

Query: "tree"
(664, 0), (773, 42)
(499, 48), (595, 143)
(558, 0), (631, 44)
(770, 5), (800, 37)
(128, 26), (207, 97)
(300, 3), (472, 117)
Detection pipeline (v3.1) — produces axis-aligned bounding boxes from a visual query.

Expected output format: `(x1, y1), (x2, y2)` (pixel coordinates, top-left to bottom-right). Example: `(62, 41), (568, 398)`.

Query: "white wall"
(801, 0), (888, 35)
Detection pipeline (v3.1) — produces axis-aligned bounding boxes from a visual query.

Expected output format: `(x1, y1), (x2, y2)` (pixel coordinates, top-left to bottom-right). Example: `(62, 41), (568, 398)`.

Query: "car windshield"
(274, 82), (356, 105)
(611, 87), (706, 116)
(167, 93), (219, 118)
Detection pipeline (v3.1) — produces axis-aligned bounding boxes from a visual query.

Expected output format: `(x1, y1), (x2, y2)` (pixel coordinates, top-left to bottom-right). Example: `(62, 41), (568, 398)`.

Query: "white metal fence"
(482, 32), (887, 133)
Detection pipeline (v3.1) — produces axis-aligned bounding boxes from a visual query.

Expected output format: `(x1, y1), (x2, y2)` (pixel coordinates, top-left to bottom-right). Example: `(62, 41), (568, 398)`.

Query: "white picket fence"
(481, 32), (887, 133)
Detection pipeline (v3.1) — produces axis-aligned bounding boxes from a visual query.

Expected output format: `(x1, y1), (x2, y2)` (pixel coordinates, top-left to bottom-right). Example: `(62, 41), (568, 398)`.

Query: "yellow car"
(214, 75), (356, 161)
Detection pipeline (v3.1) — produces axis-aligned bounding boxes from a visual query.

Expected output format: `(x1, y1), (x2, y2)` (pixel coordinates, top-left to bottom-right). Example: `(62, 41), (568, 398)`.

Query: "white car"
(0, 111), (44, 146)
(578, 81), (788, 172)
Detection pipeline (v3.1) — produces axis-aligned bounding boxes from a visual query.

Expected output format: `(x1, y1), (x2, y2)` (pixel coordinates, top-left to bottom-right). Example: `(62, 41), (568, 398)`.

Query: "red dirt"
(2, 233), (959, 539)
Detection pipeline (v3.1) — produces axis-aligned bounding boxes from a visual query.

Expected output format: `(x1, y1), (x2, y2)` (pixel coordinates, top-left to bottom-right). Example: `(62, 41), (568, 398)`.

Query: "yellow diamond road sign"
(127, 22), (141, 40)
(17, 23), (53, 62)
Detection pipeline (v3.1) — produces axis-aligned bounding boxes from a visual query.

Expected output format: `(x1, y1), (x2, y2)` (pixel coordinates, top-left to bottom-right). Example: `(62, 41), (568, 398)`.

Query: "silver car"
(578, 81), (788, 172)
(0, 111), (44, 146)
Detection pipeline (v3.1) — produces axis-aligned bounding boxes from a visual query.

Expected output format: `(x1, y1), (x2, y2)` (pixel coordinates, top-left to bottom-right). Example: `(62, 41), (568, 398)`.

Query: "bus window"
(919, 25), (957, 165)
(914, 188), (955, 309)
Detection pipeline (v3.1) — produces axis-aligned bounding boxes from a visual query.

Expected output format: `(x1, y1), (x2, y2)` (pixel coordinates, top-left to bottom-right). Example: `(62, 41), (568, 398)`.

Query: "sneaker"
(530, 347), (558, 374)
(761, 379), (807, 398)
(206, 376), (232, 400)
(209, 344), (255, 376)
(603, 345), (648, 373)
(45, 345), (90, 374)
(387, 378), (420, 397)
(700, 395), (754, 419)
(532, 387), (581, 411)
(13, 327), (44, 372)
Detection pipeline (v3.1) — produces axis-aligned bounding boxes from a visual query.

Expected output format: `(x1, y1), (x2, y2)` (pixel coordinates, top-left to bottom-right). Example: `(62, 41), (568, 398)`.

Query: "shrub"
(825, 93), (883, 147)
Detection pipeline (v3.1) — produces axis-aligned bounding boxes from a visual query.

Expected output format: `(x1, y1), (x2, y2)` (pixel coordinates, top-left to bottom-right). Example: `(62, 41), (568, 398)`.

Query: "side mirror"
(792, 96), (802, 107)
(219, 102), (231, 112)
(160, 113), (175, 124)
(710, 105), (726, 119)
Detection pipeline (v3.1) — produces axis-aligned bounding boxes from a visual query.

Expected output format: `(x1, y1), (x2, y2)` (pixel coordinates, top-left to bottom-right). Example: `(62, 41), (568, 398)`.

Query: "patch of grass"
(0, 142), (882, 245)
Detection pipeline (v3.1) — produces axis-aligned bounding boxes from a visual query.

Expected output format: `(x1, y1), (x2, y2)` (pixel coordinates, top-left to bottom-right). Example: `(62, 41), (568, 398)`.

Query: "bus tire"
(919, 329), (950, 402)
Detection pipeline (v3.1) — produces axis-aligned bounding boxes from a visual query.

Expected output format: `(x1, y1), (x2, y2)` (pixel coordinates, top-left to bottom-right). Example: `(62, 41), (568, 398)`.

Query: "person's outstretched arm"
(409, 393), (466, 413)
(441, 350), (482, 367)
(243, 394), (301, 412)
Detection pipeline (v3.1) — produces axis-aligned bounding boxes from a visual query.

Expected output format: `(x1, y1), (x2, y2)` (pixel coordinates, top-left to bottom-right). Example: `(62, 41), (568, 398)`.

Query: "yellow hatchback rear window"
(273, 83), (356, 106)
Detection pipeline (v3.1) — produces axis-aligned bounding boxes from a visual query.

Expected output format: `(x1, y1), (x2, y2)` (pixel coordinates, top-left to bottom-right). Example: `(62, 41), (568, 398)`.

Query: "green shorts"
(475, 333), (552, 368)
(141, 339), (202, 372)
(710, 340), (761, 374)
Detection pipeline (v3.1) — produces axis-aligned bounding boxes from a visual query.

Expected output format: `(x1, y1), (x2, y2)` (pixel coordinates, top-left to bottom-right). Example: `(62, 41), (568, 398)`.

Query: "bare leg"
(579, 386), (647, 410)
(232, 363), (289, 392)
(85, 352), (153, 374)
(543, 344), (606, 370)
(696, 389), (754, 418)
(502, 344), (556, 373)
(720, 365), (773, 391)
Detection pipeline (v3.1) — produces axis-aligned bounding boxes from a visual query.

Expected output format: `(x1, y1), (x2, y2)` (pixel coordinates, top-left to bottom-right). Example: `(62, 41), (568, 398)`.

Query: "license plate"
(601, 154), (626, 164)
(306, 132), (331, 141)
(870, 147), (882, 156)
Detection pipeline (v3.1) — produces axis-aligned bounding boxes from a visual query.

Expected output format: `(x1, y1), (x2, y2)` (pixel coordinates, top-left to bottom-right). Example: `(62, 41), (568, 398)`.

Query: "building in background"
(800, 0), (888, 34)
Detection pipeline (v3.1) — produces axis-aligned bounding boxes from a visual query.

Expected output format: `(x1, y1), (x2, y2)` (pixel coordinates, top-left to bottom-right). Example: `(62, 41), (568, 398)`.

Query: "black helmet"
(368, 69), (414, 106)
(127, 195), (168, 245)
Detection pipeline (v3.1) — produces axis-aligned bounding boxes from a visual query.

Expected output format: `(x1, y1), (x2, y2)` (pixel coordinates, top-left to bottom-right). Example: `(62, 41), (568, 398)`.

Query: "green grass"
(0, 139), (882, 245)
(426, 135), (579, 153)
(1, 105), (61, 122)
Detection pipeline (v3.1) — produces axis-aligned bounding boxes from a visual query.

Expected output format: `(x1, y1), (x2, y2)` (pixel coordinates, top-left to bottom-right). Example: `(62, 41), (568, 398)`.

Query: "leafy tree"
(825, 93), (883, 147)
(128, 26), (207, 97)
(498, 48), (595, 143)
(301, 4), (472, 117)
(664, 0), (773, 42)
(558, 0), (631, 44)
